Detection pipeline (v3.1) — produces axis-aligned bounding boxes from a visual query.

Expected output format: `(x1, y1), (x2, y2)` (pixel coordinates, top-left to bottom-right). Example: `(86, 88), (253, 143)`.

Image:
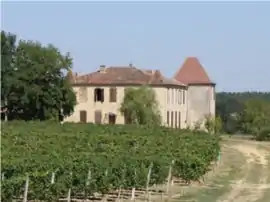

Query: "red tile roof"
(174, 57), (214, 85)
(69, 65), (186, 87)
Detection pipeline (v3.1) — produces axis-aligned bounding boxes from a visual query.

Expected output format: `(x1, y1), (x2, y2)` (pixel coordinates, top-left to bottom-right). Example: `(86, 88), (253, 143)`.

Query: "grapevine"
(1, 121), (220, 201)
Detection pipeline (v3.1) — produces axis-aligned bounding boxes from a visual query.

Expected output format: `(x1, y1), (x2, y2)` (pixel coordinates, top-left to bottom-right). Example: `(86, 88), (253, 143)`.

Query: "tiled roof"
(68, 65), (186, 87)
(174, 57), (214, 85)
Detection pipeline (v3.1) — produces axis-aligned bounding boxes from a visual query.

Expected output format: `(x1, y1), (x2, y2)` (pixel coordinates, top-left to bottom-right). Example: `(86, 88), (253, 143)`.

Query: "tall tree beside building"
(1, 31), (17, 121)
(1, 30), (76, 121)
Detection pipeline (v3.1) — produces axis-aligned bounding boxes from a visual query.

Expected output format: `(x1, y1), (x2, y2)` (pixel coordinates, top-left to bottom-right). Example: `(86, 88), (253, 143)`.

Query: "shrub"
(255, 127), (270, 141)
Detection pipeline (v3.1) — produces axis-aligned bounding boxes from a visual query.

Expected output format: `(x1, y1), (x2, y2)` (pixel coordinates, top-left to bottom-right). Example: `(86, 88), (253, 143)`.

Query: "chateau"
(65, 57), (215, 128)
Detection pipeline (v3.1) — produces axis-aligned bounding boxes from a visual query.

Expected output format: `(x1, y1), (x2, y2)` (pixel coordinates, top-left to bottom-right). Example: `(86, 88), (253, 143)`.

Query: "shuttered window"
(178, 112), (181, 129)
(167, 111), (170, 126)
(109, 87), (117, 102)
(175, 111), (178, 128)
(171, 111), (174, 127)
(94, 110), (102, 124)
(80, 110), (87, 123)
(183, 90), (185, 104)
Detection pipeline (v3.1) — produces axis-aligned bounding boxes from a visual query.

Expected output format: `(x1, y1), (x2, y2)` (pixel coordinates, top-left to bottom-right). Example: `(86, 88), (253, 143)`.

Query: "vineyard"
(1, 121), (220, 201)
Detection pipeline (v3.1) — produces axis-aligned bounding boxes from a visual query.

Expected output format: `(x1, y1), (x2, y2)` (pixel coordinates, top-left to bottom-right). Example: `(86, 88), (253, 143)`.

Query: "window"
(109, 87), (117, 102)
(178, 112), (181, 128)
(176, 90), (178, 104)
(179, 90), (182, 104)
(175, 111), (178, 128)
(78, 87), (88, 103)
(171, 111), (174, 127)
(94, 110), (102, 124)
(178, 90), (181, 104)
(172, 89), (174, 104)
(80, 110), (87, 123)
(108, 113), (116, 124)
(183, 90), (185, 104)
(167, 111), (170, 126)
(94, 88), (104, 102)
(167, 89), (170, 104)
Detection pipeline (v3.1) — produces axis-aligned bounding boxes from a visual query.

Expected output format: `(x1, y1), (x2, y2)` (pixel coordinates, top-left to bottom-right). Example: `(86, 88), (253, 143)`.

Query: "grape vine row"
(1, 121), (220, 201)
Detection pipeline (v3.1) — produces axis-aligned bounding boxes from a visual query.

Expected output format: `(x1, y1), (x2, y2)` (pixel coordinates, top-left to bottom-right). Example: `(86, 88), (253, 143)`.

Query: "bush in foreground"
(255, 127), (270, 141)
(1, 121), (220, 201)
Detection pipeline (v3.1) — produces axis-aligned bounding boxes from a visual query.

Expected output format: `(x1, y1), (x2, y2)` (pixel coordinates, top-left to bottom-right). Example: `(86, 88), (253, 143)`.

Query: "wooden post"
(131, 168), (136, 201)
(145, 162), (153, 201)
(67, 188), (71, 202)
(102, 169), (108, 202)
(23, 175), (29, 202)
(1, 172), (5, 181)
(131, 187), (135, 201)
(51, 172), (56, 184)
(67, 172), (72, 202)
(4, 98), (8, 122)
(86, 169), (91, 186)
(117, 187), (121, 202)
(166, 160), (175, 201)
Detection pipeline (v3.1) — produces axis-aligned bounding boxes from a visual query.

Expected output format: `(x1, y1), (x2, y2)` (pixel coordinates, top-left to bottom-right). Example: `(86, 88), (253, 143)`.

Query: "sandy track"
(217, 142), (270, 202)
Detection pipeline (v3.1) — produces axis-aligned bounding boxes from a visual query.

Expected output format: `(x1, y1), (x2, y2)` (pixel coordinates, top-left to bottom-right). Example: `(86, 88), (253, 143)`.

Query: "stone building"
(65, 57), (215, 128)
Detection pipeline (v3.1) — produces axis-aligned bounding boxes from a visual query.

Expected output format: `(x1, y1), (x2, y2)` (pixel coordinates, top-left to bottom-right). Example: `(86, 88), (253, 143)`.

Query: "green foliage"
(1, 31), (17, 121)
(216, 92), (270, 134)
(204, 115), (223, 134)
(1, 30), (76, 121)
(256, 127), (270, 141)
(119, 86), (161, 125)
(215, 116), (223, 134)
(204, 116), (215, 134)
(239, 99), (270, 140)
(1, 121), (220, 201)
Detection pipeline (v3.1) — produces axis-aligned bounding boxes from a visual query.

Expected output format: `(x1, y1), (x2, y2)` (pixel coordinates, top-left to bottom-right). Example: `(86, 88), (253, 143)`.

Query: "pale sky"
(2, 1), (270, 92)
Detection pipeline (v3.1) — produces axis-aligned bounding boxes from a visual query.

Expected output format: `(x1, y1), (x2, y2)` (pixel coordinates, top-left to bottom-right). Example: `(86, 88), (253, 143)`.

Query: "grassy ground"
(255, 143), (270, 202)
(168, 137), (270, 202)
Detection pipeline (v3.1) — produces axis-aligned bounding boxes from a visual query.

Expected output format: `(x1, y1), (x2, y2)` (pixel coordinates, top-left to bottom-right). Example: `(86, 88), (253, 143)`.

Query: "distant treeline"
(216, 92), (270, 134)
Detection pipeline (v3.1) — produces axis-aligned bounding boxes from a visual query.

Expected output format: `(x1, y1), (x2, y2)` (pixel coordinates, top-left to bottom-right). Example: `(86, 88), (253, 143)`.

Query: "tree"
(239, 99), (270, 140)
(1, 31), (17, 121)
(204, 115), (223, 134)
(119, 86), (161, 125)
(216, 91), (270, 134)
(1, 31), (76, 121)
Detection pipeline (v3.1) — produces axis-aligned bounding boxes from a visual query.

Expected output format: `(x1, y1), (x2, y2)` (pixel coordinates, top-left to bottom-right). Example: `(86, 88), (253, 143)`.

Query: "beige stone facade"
(65, 57), (215, 129)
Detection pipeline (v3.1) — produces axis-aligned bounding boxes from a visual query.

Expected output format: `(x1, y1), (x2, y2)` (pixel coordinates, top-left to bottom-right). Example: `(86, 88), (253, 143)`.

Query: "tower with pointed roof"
(174, 57), (216, 128)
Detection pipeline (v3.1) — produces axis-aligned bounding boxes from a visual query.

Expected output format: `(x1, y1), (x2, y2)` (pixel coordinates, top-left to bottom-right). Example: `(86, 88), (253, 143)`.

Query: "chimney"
(99, 65), (106, 73)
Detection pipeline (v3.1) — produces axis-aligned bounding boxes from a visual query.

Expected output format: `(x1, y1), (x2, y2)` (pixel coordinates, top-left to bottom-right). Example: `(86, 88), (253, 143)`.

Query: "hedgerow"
(1, 121), (220, 201)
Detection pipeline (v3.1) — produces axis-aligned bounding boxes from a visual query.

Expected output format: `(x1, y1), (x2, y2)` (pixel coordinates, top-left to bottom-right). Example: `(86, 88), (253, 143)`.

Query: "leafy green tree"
(216, 91), (270, 134)
(239, 99), (270, 140)
(1, 31), (17, 121)
(215, 116), (223, 134)
(119, 86), (161, 125)
(1, 31), (76, 121)
(204, 115), (223, 134)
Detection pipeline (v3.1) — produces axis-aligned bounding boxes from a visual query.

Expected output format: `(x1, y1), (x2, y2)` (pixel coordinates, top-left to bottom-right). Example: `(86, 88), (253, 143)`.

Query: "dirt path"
(217, 142), (270, 202)
(124, 138), (270, 202)
(166, 138), (270, 202)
